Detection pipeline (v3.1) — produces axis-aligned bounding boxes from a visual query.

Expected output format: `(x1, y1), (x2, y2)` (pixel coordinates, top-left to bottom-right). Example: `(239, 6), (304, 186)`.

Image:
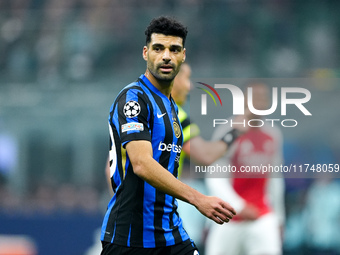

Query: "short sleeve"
(115, 88), (152, 147)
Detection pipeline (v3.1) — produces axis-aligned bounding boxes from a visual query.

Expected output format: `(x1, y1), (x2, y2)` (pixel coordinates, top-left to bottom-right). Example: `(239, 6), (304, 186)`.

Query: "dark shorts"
(101, 238), (199, 255)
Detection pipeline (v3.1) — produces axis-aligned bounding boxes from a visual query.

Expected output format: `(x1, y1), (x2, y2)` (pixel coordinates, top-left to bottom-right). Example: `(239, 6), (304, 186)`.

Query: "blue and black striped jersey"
(101, 74), (189, 248)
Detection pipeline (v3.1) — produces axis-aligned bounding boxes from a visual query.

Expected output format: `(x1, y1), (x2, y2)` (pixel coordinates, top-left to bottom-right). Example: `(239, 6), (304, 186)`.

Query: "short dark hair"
(145, 16), (188, 47)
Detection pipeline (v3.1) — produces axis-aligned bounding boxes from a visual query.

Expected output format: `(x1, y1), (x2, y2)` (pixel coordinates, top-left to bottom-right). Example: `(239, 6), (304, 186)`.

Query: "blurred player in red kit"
(205, 82), (285, 255)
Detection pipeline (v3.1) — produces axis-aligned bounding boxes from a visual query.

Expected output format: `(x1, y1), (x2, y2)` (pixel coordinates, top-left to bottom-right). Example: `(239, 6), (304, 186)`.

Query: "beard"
(147, 61), (180, 82)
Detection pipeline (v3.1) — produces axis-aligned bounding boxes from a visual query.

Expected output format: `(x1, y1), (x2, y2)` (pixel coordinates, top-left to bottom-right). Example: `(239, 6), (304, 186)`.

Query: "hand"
(195, 195), (236, 224)
(238, 204), (259, 221)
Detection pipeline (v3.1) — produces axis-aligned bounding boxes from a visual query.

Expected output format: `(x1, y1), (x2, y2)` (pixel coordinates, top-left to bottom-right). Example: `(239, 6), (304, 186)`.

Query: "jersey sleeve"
(115, 88), (151, 147)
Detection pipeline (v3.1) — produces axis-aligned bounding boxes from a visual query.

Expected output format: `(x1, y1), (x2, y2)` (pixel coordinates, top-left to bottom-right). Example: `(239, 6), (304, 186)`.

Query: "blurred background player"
(171, 62), (240, 251)
(171, 62), (239, 175)
(205, 82), (285, 255)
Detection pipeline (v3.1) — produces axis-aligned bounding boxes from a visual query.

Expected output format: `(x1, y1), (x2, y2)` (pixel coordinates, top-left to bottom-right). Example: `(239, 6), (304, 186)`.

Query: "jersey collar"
(139, 74), (172, 103)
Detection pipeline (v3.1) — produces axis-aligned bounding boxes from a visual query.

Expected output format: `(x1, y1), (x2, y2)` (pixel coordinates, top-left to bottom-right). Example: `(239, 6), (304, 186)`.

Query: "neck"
(144, 69), (173, 99)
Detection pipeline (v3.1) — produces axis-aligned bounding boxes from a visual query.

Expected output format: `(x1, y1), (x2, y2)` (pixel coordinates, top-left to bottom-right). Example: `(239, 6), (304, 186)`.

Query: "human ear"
(142, 46), (148, 61)
(182, 48), (186, 62)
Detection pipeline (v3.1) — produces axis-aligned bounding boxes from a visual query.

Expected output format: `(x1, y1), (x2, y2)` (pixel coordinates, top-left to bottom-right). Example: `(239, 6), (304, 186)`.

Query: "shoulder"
(112, 81), (154, 111)
(116, 81), (146, 100)
(110, 80), (153, 115)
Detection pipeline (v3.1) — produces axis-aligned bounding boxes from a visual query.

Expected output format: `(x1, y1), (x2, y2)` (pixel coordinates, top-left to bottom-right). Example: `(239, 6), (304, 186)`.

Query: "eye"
(153, 45), (163, 52)
(171, 46), (182, 53)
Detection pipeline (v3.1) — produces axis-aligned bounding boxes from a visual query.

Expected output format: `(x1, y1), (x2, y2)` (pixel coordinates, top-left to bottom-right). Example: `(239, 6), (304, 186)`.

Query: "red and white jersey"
(206, 123), (285, 223)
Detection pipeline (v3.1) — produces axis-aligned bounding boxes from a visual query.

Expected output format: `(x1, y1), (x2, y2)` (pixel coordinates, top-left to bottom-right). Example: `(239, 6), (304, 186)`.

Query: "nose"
(162, 49), (171, 62)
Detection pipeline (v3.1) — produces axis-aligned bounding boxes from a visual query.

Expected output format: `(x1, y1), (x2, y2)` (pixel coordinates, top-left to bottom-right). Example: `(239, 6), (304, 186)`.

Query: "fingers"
(213, 212), (231, 224)
(211, 202), (236, 224)
(221, 201), (237, 216)
(198, 196), (237, 225)
(215, 201), (236, 221)
(217, 206), (234, 221)
(212, 215), (226, 225)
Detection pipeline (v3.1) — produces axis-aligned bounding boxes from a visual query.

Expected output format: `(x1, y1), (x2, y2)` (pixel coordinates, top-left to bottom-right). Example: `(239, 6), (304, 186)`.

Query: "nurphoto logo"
(195, 82), (312, 128)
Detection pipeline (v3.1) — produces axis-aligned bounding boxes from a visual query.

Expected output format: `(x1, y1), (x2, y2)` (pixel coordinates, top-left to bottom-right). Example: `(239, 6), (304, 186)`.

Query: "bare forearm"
(135, 156), (236, 223)
(134, 154), (201, 205)
(126, 140), (236, 224)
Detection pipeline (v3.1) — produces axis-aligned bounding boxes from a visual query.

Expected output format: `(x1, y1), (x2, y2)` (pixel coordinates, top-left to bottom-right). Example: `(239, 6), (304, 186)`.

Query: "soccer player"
(172, 62), (240, 176)
(172, 63), (242, 250)
(205, 83), (285, 255)
(100, 16), (236, 255)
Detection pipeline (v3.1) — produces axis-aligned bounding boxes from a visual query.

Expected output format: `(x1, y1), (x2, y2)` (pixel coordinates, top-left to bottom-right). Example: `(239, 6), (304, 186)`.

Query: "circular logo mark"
(123, 100), (141, 118)
(173, 121), (181, 138)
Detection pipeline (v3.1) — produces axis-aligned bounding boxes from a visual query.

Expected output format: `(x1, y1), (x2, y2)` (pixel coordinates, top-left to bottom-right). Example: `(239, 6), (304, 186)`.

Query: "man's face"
(143, 33), (186, 82)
